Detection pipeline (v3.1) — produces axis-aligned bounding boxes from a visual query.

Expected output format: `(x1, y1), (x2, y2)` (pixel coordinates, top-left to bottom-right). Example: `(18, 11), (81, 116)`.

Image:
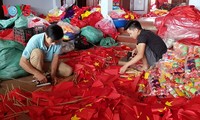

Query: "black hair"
(124, 20), (142, 30)
(45, 24), (64, 41)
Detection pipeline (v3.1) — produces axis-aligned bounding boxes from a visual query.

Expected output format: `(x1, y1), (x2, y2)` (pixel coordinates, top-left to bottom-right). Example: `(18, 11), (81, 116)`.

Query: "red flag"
(178, 109), (200, 120)
(76, 108), (96, 120)
(28, 106), (46, 120)
(92, 80), (104, 88)
(104, 107), (113, 120)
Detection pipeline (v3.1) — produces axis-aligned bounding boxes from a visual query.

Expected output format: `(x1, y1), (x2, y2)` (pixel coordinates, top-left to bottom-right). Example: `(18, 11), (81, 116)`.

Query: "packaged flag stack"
(141, 39), (200, 98)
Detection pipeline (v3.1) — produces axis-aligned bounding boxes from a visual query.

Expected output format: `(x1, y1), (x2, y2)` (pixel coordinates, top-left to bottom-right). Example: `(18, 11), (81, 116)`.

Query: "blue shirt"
(22, 33), (62, 62)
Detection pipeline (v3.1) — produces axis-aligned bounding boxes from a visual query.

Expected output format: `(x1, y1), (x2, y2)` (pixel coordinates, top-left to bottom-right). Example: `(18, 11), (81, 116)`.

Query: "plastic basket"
(113, 19), (128, 28)
(14, 26), (46, 45)
(14, 27), (34, 45)
(34, 25), (46, 34)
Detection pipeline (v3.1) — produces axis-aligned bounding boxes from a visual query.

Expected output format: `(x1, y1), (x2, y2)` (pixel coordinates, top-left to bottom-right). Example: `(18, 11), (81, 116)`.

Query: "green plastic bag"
(81, 26), (103, 44)
(0, 40), (29, 80)
(14, 15), (28, 28)
(100, 37), (118, 47)
(0, 15), (18, 28)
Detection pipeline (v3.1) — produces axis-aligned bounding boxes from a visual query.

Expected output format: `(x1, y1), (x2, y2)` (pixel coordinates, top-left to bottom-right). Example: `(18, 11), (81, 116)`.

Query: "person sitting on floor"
(119, 20), (167, 74)
(20, 24), (73, 84)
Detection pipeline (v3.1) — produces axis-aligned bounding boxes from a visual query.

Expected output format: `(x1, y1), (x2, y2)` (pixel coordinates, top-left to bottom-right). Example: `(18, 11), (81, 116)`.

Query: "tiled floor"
(0, 75), (74, 120)
(0, 75), (35, 95)
(0, 75), (74, 94)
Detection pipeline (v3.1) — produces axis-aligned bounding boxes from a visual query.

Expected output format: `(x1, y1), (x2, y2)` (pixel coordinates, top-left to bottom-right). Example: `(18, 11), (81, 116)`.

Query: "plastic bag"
(0, 29), (14, 40)
(28, 16), (50, 28)
(173, 38), (200, 59)
(61, 41), (75, 54)
(14, 15), (28, 28)
(0, 15), (18, 29)
(81, 26), (103, 44)
(57, 21), (80, 34)
(184, 55), (200, 78)
(57, 21), (80, 41)
(165, 25), (200, 40)
(0, 40), (29, 80)
(100, 37), (118, 47)
(74, 35), (93, 50)
(70, 6), (89, 28)
(70, 18), (87, 28)
(95, 17), (119, 39)
(83, 12), (103, 27)
(156, 6), (200, 40)
(46, 7), (66, 23)
(109, 9), (126, 19)
(173, 42), (188, 59)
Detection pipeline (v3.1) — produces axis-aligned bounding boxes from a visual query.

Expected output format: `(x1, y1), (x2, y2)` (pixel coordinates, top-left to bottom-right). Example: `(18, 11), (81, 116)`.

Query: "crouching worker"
(20, 24), (73, 84)
(119, 20), (167, 74)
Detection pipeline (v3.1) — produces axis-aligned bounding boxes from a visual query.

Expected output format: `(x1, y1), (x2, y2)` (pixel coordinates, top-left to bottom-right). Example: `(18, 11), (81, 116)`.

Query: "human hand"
(34, 72), (47, 83)
(132, 49), (137, 56)
(51, 75), (58, 85)
(119, 65), (128, 74)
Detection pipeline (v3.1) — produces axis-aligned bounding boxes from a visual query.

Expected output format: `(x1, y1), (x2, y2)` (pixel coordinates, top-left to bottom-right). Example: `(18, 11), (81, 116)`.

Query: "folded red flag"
(183, 104), (200, 112)
(162, 109), (173, 120)
(113, 112), (120, 120)
(8, 88), (31, 101)
(28, 106), (46, 120)
(92, 80), (104, 88)
(104, 66), (121, 76)
(49, 114), (72, 120)
(107, 89), (121, 100)
(104, 107), (113, 120)
(178, 109), (200, 120)
(52, 81), (74, 92)
(0, 29), (14, 40)
(76, 108), (96, 120)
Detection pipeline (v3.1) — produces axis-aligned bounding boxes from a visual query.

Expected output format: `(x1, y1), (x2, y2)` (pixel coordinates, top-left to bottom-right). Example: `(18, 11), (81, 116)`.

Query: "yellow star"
(83, 80), (89, 83)
(144, 72), (149, 79)
(146, 116), (150, 120)
(127, 77), (133, 80)
(165, 101), (172, 107)
(124, 15), (129, 19)
(86, 104), (92, 107)
(85, 70), (90, 74)
(71, 115), (80, 120)
(158, 107), (167, 112)
(79, 108), (85, 112)
(94, 62), (100, 67)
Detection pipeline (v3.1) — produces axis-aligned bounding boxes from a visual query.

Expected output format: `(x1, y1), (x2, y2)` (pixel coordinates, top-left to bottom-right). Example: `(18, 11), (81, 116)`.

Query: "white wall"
(189, 0), (200, 10)
(65, 0), (75, 6)
(100, 0), (113, 18)
(3, 0), (61, 15)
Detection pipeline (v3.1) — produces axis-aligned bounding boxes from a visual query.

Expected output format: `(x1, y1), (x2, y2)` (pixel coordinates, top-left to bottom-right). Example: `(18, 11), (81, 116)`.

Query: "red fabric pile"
(70, 6), (103, 29)
(1, 46), (200, 119)
(155, 5), (200, 40)
(0, 29), (14, 40)
(2, 70), (200, 119)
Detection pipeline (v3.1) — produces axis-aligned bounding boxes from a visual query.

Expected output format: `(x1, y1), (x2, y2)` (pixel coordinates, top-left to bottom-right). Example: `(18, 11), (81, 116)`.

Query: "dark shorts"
(145, 46), (159, 66)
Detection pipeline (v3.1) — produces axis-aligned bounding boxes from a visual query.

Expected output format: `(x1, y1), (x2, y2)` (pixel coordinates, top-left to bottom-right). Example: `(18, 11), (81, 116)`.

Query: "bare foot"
(138, 66), (149, 71)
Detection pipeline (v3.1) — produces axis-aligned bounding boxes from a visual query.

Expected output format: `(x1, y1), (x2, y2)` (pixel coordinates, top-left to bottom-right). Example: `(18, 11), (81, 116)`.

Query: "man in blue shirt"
(20, 24), (72, 84)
